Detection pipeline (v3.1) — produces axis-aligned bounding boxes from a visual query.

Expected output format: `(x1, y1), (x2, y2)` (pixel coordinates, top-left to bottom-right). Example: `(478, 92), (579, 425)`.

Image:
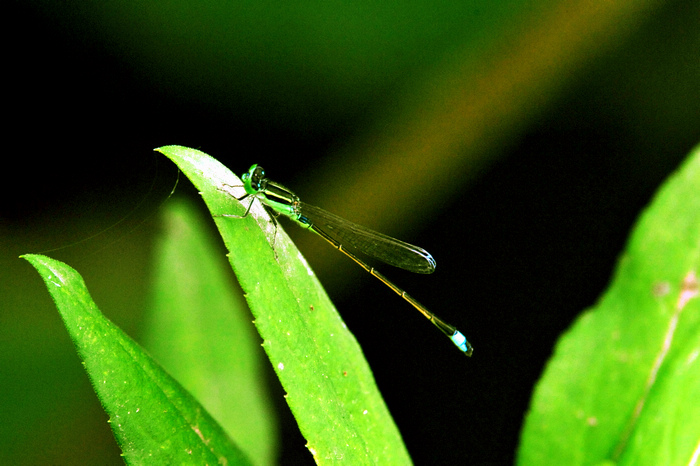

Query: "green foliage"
(154, 145), (410, 464)
(518, 145), (700, 465)
(141, 198), (278, 466)
(22, 144), (699, 464)
(22, 146), (410, 465)
(21, 254), (252, 465)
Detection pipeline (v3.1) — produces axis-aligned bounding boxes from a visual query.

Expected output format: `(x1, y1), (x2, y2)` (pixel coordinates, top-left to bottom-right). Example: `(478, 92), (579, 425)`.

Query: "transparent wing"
(299, 202), (436, 274)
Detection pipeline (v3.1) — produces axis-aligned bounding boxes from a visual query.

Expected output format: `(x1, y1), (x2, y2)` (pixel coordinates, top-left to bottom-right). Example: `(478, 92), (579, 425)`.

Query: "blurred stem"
(300, 0), (666, 277)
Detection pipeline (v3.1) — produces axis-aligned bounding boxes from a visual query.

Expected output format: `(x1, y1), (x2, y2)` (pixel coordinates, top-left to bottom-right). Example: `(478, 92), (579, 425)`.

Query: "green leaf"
(155, 145), (411, 464)
(141, 197), (279, 466)
(21, 254), (252, 465)
(517, 145), (700, 465)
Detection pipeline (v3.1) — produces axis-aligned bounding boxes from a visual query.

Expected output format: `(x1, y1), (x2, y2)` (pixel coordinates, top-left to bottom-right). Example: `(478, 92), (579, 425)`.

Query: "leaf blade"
(517, 145), (700, 465)
(141, 197), (279, 466)
(155, 145), (411, 464)
(22, 254), (251, 465)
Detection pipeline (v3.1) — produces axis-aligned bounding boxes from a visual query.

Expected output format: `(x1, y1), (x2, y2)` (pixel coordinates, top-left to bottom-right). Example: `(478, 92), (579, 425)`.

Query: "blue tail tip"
(451, 331), (473, 357)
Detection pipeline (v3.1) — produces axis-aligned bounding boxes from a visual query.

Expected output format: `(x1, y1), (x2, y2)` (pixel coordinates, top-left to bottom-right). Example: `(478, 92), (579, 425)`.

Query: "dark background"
(2, 0), (698, 464)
